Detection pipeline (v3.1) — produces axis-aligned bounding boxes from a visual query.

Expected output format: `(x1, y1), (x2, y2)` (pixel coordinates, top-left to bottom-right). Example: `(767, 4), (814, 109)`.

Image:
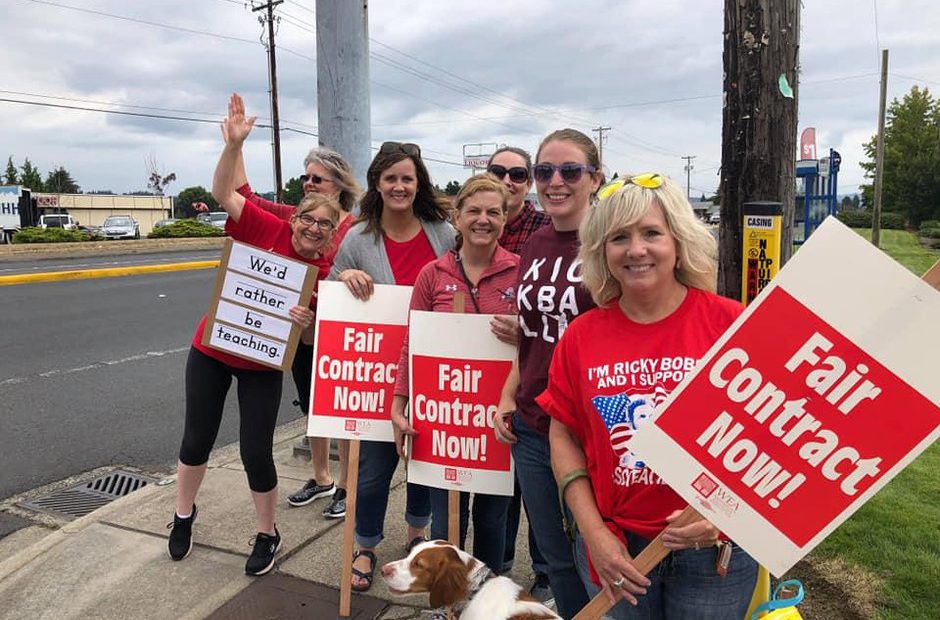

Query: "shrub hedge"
(147, 219), (224, 238)
(12, 227), (92, 243)
(836, 210), (906, 229)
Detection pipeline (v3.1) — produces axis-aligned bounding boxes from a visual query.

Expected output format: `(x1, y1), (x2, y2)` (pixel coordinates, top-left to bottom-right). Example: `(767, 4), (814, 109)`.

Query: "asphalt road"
(0, 266), (305, 500)
(0, 249), (223, 276)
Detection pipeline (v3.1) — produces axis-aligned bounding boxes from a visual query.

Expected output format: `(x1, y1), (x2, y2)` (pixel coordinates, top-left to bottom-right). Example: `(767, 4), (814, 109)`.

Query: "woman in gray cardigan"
(328, 141), (455, 591)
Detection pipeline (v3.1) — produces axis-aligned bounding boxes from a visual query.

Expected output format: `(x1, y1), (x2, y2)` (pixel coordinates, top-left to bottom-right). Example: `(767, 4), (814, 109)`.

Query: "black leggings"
(178, 347), (283, 492)
(291, 341), (314, 413)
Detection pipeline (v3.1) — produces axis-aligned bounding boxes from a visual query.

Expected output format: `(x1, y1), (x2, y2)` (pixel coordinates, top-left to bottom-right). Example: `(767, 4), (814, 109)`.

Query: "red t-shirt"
(383, 229), (437, 286)
(537, 288), (743, 542)
(191, 199), (332, 370)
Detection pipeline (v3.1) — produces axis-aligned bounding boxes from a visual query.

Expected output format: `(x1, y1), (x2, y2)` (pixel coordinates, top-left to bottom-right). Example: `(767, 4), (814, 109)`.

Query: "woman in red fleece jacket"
(391, 173), (520, 572)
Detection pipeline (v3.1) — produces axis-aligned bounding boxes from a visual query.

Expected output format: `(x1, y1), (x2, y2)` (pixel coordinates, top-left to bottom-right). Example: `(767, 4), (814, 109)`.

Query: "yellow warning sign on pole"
(741, 202), (782, 306)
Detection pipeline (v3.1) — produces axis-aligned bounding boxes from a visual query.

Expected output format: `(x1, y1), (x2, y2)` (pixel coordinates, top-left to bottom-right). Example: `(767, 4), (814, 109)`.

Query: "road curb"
(0, 260), (220, 286)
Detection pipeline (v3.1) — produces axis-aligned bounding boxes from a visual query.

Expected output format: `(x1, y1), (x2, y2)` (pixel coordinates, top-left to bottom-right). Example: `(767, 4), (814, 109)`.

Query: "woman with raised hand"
(539, 173), (759, 618)
(167, 94), (341, 577)
(391, 173), (519, 574)
(329, 141), (455, 592)
(493, 128), (602, 619)
(232, 140), (363, 521)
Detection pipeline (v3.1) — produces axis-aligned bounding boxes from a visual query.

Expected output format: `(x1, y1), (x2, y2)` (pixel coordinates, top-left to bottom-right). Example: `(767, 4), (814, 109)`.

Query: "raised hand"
(221, 93), (257, 146)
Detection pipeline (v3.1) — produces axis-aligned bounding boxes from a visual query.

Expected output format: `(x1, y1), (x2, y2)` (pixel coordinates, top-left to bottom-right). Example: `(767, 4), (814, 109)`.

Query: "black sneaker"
(529, 573), (555, 610)
(166, 504), (197, 561)
(245, 528), (282, 576)
(322, 487), (347, 519)
(287, 479), (336, 507)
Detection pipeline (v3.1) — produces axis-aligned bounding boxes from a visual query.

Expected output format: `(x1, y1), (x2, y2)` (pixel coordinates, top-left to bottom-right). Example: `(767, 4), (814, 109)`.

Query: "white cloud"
(2, 0), (937, 198)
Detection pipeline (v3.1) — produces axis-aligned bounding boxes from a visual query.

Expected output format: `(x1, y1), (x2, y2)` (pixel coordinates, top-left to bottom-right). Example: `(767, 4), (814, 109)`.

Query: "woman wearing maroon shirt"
(493, 128), (603, 619)
(167, 94), (341, 577)
(329, 141), (455, 591)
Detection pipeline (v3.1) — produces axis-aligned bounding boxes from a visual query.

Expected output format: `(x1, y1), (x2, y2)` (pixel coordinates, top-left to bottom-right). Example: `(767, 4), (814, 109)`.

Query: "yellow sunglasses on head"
(597, 172), (664, 200)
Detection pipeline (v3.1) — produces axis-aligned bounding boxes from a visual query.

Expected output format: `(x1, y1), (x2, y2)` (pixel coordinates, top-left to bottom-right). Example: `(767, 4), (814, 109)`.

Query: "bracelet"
(557, 468), (590, 504)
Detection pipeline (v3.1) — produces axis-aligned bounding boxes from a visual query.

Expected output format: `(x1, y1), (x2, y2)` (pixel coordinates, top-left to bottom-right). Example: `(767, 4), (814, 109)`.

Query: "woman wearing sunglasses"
(328, 140), (455, 591)
(232, 142), (363, 521)
(493, 128), (602, 619)
(538, 173), (759, 618)
(486, 146), (550, 254)
(167, 94), (341, 576)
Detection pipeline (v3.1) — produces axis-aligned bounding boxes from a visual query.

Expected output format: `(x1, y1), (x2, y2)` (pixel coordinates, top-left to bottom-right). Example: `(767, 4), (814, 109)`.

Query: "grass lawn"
(811, 228), (940, 619)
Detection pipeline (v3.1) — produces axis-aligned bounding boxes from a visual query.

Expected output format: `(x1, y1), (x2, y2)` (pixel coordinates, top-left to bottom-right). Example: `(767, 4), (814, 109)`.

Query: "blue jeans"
(502, 474), (549, 576)
(574, 530), (758, 619)
(512, 413), (589, 619)
(355, 440), (430, 548)
(429, 488), (510, 573)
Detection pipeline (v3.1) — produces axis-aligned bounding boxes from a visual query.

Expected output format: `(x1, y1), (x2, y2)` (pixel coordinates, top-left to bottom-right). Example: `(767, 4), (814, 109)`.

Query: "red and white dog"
(381, 540), (561, 620)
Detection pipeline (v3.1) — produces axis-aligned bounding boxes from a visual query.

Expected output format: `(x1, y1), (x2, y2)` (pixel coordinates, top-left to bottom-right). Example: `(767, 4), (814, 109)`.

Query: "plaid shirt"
(499, 201), (551, 254)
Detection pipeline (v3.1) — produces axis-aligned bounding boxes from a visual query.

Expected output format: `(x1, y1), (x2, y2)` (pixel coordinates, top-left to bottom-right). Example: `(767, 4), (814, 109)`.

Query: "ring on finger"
(612, 576), (625, 588)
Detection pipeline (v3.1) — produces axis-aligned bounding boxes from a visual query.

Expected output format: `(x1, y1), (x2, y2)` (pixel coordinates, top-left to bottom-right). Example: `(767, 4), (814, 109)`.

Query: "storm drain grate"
(20, 470), (156, 520)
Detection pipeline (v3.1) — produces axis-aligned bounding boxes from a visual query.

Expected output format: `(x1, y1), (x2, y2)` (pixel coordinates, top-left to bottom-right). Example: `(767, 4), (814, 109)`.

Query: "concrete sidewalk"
(0, 420), (536, 619)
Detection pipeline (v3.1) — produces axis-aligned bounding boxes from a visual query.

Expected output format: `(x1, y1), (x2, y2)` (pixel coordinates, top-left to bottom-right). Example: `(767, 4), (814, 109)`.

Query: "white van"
(39, 214), (79, 230)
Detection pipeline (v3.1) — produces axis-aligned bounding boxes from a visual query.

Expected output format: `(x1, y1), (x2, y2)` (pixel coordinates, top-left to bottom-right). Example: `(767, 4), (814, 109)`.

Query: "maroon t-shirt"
(383, 229), (437, 286)
(515, 226), (596, 435)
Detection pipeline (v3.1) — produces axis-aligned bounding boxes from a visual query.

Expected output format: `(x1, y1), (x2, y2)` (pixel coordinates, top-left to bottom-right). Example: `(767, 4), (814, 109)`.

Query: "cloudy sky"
(3, 0), (938, 199)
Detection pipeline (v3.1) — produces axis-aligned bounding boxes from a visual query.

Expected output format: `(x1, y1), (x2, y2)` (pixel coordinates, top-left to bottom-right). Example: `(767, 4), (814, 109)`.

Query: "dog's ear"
(428, 547), (469, 608)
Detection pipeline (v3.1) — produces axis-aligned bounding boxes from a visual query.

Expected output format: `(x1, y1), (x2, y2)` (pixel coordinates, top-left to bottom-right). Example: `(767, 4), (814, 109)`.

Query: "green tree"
(4, 157), (17, 185)
(282, 176), (303, 206)
(444, 180), (461, 196)
(176, 186), (218, 218)
(19, 158), (43, 191)
(860, 86), (940, 225)
(44, 166), (81, 193)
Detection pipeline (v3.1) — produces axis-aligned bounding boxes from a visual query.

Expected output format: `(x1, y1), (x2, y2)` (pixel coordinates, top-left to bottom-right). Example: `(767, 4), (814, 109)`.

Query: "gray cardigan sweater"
(327, 219), (456, 284)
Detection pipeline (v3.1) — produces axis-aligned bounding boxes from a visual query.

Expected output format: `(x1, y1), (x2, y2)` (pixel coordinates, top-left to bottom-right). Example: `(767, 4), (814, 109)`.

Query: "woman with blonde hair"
(537, 172), (759, 618)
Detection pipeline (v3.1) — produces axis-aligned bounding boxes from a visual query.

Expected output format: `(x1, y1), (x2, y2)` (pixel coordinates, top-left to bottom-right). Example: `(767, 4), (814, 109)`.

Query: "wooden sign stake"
(338, 439), (362, 617)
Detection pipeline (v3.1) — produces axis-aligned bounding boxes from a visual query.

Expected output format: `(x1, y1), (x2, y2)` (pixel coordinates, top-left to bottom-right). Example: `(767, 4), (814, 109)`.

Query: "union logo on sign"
(692, 472), (719, 499)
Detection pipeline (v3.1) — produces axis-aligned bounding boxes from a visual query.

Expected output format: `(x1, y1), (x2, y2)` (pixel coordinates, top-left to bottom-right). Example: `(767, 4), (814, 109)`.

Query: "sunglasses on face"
(295, 213), (336, 231)
(379, 141), (421, 157)
(532, 162), (597, 184)
(597, 173), (665, 200)
(299, 173), (332, 185)
(487, 165), (529, 184)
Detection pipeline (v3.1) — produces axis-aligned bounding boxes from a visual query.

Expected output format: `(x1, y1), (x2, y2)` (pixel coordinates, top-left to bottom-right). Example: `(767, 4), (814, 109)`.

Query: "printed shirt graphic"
(537, 288), (743, 539)
(515, 227), (595, 435)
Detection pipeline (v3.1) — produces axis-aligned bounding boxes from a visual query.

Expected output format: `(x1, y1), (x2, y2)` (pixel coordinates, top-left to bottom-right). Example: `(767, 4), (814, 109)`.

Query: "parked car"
(101, 215), (140, 240)
(709, 213), (721, 225)
(77, 224), (101, 238)
(200, 212), (229, 230)
(39, 214), (79, 230)
(154, 218), (178, 228)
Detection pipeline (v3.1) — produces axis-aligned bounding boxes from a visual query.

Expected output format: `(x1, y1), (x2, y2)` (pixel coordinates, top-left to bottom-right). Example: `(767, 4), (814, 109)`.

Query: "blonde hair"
(579, 173), (717, 306)
(295, 192), (342, 224)
(303, 147), (362, 214)
(452, 173), (509, 250)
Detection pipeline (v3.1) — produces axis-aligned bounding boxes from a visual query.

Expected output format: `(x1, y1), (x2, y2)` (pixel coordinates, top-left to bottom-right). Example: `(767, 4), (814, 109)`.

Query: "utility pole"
(718, 0), (801, 300)
(317, 1), (372, 192)
(253, 0), (284, 202)
(592, 126), (611, 172)
(872, 49), (889, 249)
(682, 155), (696, 199)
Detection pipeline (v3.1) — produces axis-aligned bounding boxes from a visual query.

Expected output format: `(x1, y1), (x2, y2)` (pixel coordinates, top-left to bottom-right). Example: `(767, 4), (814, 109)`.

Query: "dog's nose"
(381, 563), (394, 577)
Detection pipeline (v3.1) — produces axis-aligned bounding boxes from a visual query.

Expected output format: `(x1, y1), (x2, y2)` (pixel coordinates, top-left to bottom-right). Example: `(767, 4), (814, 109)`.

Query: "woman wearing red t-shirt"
(166, 94), (341, 578)
(329, 141), (455, 591)
(538, 173), (758, 618)
(231, 146), (362, 520)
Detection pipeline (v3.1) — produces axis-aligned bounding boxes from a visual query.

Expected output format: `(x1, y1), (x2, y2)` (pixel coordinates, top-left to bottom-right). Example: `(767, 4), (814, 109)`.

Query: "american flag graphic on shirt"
(592, 386), (670, 469)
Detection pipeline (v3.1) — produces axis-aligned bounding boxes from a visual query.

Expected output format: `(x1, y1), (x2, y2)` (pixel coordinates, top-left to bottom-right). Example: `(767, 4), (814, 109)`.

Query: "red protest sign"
(407, 311), (515, 495)
(629, 218), (940, 576)
(308, 282), (412, 442)
(409, 355), (512, 471)
(658, 286), (939, 547)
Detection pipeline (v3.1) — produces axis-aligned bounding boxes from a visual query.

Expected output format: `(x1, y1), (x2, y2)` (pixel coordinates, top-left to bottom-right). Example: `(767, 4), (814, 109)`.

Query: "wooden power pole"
(871, 49), (889, 249)
(718, 0), (801, 300)
(253, 0), (284, 202)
